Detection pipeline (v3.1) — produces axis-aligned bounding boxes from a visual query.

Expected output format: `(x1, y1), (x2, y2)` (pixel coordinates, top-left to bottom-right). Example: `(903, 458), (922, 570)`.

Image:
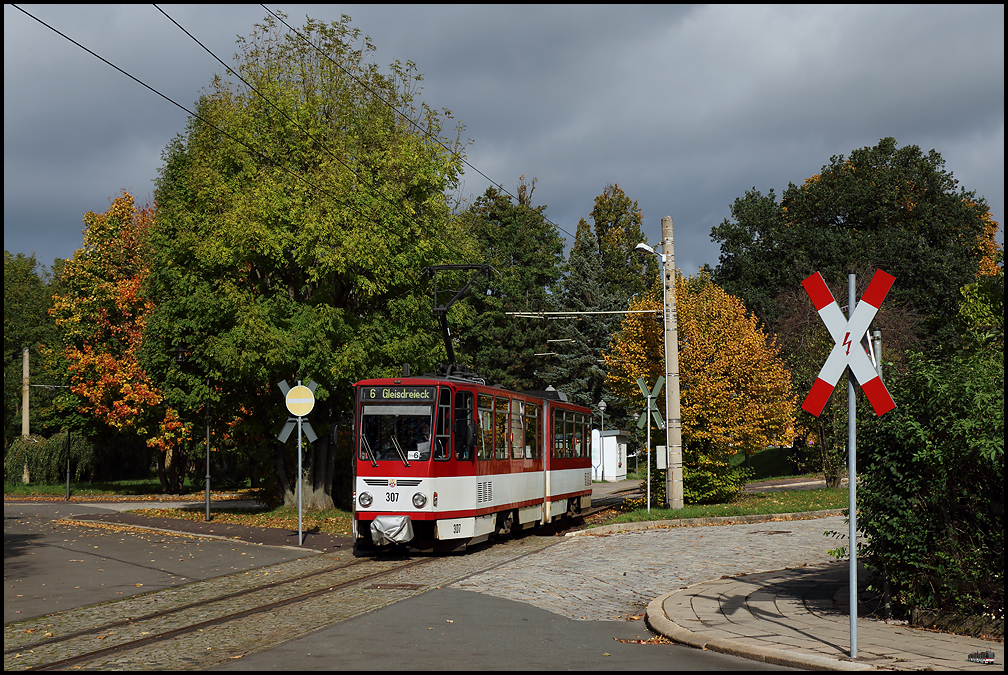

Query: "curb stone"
(645, 591), (873, 671)
(567, 509), (844, 536)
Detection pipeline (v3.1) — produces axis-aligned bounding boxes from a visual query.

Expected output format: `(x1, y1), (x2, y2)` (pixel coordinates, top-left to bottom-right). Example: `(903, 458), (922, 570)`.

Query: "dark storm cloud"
(4, 4), (1003, 278)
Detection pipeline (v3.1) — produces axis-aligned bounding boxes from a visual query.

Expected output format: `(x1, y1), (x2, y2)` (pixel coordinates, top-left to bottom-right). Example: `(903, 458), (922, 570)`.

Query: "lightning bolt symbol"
(843, 331), (852, 355)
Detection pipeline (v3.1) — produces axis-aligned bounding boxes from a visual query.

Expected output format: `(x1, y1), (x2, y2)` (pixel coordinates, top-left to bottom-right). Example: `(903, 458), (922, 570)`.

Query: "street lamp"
(634, 216), (684, 509)
(598, 399), (606, 482)
(172, 345), (213, 522)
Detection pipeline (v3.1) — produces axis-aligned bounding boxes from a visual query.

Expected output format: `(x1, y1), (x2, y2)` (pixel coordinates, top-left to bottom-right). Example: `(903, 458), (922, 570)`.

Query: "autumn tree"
(49, 191), (188, 489)
(605, 272), (795, 503)
(146, 13), (471, 508)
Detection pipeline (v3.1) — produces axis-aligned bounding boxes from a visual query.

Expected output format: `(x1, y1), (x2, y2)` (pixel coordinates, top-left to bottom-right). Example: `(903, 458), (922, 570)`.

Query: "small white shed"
(591, 429), (629, 482)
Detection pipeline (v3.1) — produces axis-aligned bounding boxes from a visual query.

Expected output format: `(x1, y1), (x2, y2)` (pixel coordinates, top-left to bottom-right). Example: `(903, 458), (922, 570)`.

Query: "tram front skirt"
(370, 515), (414, 545)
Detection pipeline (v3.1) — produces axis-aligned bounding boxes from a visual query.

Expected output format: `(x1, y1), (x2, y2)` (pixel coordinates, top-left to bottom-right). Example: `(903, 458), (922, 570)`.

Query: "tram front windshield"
(360, 405), (433, 463)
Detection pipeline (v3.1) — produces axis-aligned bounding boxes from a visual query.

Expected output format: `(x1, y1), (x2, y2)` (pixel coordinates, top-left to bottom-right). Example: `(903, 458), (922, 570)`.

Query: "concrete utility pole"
(661, 216), (684, 509)
(22, 347), (30, 437)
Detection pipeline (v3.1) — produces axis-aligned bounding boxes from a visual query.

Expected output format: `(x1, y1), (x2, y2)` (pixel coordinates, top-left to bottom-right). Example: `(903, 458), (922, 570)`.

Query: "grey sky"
(4, 4), (1004, 279)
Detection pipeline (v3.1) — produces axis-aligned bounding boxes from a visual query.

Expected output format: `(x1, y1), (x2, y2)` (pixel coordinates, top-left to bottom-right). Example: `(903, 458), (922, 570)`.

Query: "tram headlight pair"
(412, 492), (427, 508)
(358, 491), (373, 508)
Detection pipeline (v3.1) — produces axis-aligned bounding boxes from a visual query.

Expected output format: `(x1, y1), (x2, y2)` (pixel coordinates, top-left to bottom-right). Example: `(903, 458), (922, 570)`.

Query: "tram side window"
(572, 412), (584, 458)
(454, 391), (474, 461)
(434, 387), (451, 461)
(511, 399), (524, 459)
(552, 408), (564, 459)
(525, 403), (538, 459)
(495, 396), (509, 460)
(568, 413), (576, 459)
(477, 394), (493, 460)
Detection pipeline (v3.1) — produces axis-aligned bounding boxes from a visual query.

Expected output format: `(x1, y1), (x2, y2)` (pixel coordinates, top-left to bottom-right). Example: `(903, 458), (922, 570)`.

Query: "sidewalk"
(645, 560), (1003, 671)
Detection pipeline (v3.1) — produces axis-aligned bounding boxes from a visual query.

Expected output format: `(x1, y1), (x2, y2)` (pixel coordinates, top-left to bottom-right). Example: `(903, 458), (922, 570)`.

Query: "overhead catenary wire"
(8, 4), (384, 231)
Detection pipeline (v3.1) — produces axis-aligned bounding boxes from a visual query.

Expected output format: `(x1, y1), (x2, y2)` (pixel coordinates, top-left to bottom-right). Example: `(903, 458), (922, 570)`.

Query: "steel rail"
(20, 556), (434, 671)
(5, 556), (373, 656)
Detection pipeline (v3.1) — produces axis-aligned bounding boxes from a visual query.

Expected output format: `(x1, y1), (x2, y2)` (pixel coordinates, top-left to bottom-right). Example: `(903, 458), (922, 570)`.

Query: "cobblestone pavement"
(451, 514), (853, 622)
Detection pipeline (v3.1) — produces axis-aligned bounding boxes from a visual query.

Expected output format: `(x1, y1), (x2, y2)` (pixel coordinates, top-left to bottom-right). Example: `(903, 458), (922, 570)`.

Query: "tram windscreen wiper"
(361, 435), (379, 468)
(390, 433), (411, 468)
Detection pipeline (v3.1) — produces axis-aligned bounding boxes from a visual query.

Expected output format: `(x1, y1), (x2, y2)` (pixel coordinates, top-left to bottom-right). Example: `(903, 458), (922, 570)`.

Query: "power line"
(9, 4), (371, 224)
(259, 4), (577, 241)
(154, 4), (420, 229)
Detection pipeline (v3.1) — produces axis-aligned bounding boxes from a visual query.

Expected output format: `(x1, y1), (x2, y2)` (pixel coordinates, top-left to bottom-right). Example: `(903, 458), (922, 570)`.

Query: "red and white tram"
(352, 375), (593, 552)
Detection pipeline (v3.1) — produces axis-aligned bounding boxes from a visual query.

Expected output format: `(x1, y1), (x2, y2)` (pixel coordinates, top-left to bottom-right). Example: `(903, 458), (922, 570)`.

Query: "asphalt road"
(218, 586), (779, 671)
(4, 501), (314, 624)
(5, 495), (788, 670)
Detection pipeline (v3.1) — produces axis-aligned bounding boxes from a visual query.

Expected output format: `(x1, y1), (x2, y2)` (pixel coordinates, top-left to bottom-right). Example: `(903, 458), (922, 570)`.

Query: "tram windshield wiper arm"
(361, 436), (379, 468)
(390, 434), (410, 468)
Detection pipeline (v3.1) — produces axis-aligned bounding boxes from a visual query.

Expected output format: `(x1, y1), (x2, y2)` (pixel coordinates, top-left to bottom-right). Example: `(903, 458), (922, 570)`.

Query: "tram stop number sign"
(286, 385), (315, 417)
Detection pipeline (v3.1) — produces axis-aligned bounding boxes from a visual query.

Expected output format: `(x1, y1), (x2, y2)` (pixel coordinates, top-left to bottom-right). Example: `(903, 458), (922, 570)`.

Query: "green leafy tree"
(4, 252), (51, 444)
(711, 138), (998, 347)
(451, 177), (566, 390)
(546, 184), (659, 430)
(858, 341), (1003, 621)
(146, 13), (471, 508)
(588, 183), (657, 301)
(711, 138), (999, 486)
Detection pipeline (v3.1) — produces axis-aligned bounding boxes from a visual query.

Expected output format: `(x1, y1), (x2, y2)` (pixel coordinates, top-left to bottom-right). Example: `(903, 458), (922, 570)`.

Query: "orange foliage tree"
(605, 272), (796, 503)
(50, 191), (190, 489)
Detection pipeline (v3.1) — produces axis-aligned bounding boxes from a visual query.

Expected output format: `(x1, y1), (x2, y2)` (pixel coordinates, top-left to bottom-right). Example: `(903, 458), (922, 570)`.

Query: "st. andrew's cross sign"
(801, 269), (896, 660)
(801, 269), (896, 417)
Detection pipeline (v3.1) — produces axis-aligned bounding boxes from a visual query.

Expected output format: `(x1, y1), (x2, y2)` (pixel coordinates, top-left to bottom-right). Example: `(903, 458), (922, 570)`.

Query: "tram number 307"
(385, 492), (399, 503)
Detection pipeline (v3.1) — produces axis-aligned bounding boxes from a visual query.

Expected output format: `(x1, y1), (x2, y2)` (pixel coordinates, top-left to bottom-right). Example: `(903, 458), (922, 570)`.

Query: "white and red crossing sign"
(801, 269), (896, 417)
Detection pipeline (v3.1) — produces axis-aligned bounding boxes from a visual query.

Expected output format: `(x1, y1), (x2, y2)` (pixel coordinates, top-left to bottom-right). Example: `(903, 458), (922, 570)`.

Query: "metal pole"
(661, 216), (683, 509)
(22, 347), (30, 437)
(66, 430), (71, 500)
(646, 395), (651, 513)
(205, 376), (211, 522)
(872, 327), (890, 619)
(600, 407), (605, 482)
(848, 272), (858, 659)
(298, 415), (303, 546)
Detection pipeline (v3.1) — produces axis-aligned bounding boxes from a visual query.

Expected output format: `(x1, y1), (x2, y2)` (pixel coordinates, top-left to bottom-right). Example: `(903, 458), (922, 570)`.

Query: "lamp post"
(634, 216), (683, 509)
(598, 399), (606, 482)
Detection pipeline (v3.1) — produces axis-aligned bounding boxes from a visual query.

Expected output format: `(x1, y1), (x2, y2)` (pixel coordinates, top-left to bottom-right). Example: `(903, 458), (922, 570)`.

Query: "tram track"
(5, 554), (436, 671)
(5, 527), (576, 671)
(4, 555), (376, 657)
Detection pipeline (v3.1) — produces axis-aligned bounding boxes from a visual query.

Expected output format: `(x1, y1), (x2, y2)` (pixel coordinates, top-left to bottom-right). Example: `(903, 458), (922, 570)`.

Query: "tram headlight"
(412, 492), (428, 508)
(358, 491), (373, 508)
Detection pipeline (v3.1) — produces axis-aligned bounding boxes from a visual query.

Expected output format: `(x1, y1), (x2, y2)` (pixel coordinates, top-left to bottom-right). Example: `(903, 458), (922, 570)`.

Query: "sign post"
(636, 377), (666, 513)
(800, 269), (896, 660)
(278, 380), (318, 546)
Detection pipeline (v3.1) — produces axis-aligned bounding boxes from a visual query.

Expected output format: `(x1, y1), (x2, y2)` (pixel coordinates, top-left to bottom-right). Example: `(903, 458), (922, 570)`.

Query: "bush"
(858, 347), (1004, 620)
(4, 432), (96, 485)
(638, 445), (751, 506)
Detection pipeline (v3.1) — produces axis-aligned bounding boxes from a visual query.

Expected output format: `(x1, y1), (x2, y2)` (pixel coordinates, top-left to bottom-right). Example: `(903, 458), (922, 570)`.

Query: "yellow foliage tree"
(605, 271), (796, 502)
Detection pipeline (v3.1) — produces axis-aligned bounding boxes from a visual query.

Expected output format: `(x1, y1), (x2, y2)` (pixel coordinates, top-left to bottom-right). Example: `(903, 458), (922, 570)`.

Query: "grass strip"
(130, 505), (354, 537)
(609, 487), (848, 525)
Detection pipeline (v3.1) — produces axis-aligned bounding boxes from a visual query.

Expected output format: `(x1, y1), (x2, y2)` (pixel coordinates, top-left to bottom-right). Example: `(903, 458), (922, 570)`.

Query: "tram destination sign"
(363, 385), (436, 403)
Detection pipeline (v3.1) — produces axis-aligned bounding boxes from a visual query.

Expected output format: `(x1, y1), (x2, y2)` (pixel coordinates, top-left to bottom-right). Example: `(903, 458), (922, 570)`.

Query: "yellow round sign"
(285, 385), (315, 417)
